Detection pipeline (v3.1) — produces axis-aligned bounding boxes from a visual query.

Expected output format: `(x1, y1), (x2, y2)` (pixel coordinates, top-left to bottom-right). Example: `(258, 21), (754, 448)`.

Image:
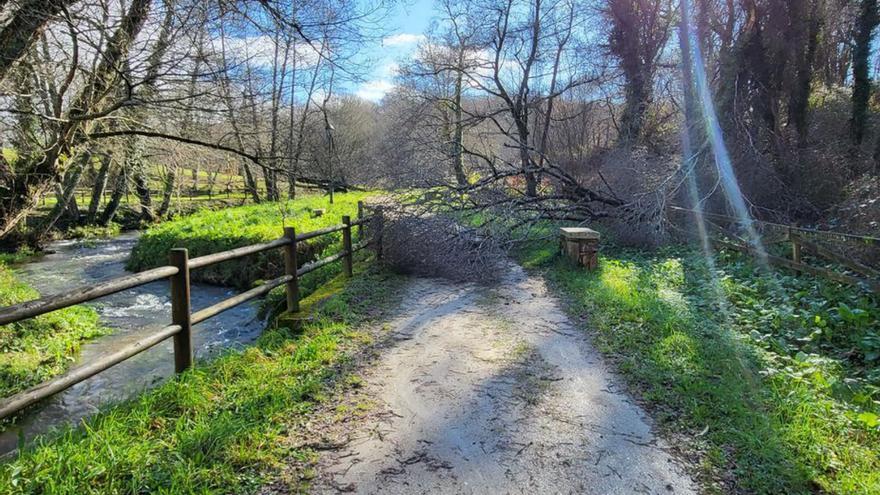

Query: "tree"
(0, 0), (153, 239)
(606, 0), (673, 144)
(0, 0), (391, 244)
(462, 0), (592, 197)
(851, 0), (878, 146)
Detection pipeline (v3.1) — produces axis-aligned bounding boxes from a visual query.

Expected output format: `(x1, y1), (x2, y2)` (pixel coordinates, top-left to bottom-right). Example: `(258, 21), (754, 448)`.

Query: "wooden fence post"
(791, 230), (802, 264)
(283, 227), (299, 312)
(169, 248), (193, 373)
(375, 206), (384, 261)
(342, 215), (353, 277)
(356, 201), (364, 239)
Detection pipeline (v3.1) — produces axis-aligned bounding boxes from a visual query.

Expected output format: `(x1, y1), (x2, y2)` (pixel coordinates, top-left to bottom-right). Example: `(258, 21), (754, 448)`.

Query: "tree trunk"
(38, 153), (88, 238)
(520, 131), (537, 197)
(620, 73), (649, 143)
(240, 162), (260, 202)
(87, 154), (111, 223)
(788, 0), (821, 148)
(451, 64), (467, 186)
(54, 172), (80, 220)
(852, 0), (878, 146)
(101, 167), (127, 226)
(607, 0), (667, 144)
(0, 0), (73, 83)
(207, 170), (219, 198)
(133, 170), (153, 222)
(191, 163), (200, 195)
(287, 37), (328, 199)
(124, 134), (154, 222)
(0, 0), (152, 240)
(157, 167), (175, 217)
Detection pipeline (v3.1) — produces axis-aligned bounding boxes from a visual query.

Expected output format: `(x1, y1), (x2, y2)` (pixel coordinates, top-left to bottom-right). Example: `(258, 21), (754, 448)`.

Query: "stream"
(0, 232), (265, 456)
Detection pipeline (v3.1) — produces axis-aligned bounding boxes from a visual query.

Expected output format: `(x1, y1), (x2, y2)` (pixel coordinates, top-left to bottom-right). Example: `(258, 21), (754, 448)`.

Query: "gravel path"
(310, 264), (697, 494)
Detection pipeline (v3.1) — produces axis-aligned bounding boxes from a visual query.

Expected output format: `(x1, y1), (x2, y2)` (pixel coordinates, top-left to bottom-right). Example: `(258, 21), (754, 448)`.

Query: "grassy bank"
(1, 263), (402, 494)
(519, 240), (880, 494)
(0, 263), (106, 399)
(127, 192), (373, 289)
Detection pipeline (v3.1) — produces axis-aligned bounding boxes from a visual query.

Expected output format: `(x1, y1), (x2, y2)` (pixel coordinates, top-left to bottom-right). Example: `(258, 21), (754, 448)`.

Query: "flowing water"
(0, 232), (266, 456)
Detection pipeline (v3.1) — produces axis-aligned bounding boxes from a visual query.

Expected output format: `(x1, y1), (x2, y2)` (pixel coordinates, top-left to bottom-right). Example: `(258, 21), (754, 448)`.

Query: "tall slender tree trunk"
(288, 37), (327, 198)
(852, 0), (878, 146)
(189, 165), (198, 194)
(240, 162), (260, 202)
(157, 166), (175, 217)
(38, 152), (89, 238)
(217, 18), (261, 204)
(88, 154), (111, 223)
(536, 9), (571, 183)
(519, 124), (537, 197)
(451, 62), (467, 186)
(788, 0), (821, 148)
(101, 167), (127, 226)
(268, 30), (290, 203)
(124, 131), (154, 222)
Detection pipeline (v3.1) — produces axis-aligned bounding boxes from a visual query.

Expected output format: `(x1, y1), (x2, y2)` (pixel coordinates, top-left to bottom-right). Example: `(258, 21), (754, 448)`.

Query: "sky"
(350, 0), (434, 102)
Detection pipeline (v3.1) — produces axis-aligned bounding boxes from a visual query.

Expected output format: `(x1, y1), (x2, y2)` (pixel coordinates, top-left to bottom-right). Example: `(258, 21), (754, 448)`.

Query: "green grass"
(0, 263), (403, 494)
(0, 263), (106, 400)
(127, 192), (374, 289)
(518, 237), (880, 494)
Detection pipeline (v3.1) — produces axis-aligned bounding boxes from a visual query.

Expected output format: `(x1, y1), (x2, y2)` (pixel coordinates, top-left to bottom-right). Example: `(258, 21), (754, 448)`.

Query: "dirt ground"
(294, 264), (697, 494)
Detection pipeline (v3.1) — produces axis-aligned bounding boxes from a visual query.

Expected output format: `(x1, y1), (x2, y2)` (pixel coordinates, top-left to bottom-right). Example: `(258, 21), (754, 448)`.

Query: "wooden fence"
(0, 203), (384, 421)
(668, 205), (880, 292)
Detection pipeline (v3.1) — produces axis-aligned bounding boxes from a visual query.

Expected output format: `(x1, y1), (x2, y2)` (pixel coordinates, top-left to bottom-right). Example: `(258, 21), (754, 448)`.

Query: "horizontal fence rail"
(0, 266), (180, 326)
(668, 205), (880, 292)
(667, 206), (880, 245)
(0, 202), (383, 421)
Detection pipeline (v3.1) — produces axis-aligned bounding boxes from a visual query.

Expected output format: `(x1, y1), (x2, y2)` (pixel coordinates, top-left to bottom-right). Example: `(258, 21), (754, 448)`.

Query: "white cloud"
(210, 36), (320, 68)
(379, 61), (400, 78)
(355, 80), (395, 101)
(383, 33), (425, 47)
(310, 88), (330, 105)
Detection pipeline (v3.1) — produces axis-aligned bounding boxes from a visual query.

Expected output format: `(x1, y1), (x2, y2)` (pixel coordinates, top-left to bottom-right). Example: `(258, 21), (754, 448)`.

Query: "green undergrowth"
(0, 248), (37, 266)
(518, 236), (880, 494)
(0, 263), (106, 399)
(66, 223), (121, 242)
(0, 263), (403, 494)
(258, 248), (376, 323)
(127, 192), (374, 289)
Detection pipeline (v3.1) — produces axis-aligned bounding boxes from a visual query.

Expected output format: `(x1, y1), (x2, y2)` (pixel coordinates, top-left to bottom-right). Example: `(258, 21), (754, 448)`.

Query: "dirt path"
(310, 264), (697, 494)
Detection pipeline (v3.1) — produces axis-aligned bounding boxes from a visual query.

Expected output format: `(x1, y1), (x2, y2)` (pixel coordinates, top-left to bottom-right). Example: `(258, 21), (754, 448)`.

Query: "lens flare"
(679, 0), (768, 266)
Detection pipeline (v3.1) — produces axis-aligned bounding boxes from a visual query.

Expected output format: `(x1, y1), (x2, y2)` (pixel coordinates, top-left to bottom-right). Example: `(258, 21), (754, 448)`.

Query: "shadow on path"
(306, 263), (697, 494)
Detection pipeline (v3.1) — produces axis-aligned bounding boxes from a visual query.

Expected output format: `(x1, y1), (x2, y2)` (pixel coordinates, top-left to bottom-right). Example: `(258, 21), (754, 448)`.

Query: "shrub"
(127, 192), (374, 289)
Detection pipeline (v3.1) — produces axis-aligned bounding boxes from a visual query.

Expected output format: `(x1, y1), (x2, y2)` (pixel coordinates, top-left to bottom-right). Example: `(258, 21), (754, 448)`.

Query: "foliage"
(0, 263), (106, 399)
(519, 238), (880, 494)
(127, 192), (374, 288)
(0, 248), (37, 266)
(65, 223), (121, 241)
(0, 264), (402, 494)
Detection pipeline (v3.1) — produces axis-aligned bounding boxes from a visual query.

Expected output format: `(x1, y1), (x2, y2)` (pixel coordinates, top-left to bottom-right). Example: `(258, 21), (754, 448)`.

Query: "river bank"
(0, 233), (264, 455)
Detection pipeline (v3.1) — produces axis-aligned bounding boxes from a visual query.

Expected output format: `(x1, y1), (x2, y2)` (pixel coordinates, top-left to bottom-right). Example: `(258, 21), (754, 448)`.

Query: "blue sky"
(350, 0), (434, 101)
